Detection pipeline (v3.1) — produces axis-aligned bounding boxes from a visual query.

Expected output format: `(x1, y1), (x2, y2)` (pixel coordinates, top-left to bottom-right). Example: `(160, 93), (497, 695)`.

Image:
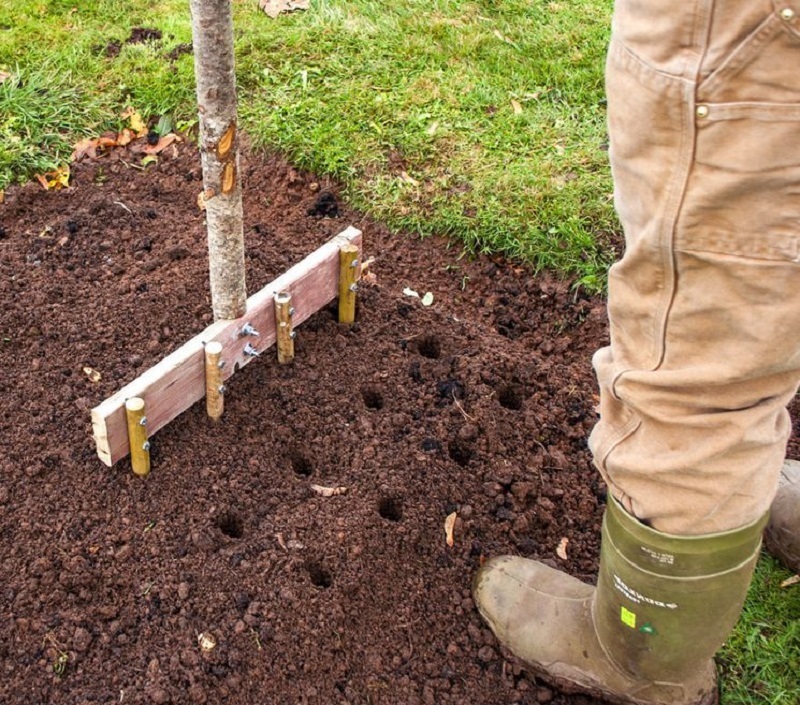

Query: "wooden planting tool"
(125, 397), (150, 477)
(91, 227), (362, 466)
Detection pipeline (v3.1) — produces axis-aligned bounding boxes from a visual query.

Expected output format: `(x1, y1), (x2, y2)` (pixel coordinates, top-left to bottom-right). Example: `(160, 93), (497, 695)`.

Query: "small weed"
(43, 633), (69, 677)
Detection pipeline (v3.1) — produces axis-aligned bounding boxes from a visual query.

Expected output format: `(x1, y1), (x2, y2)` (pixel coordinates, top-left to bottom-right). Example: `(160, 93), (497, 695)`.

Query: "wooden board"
(91, 227), (363, 466)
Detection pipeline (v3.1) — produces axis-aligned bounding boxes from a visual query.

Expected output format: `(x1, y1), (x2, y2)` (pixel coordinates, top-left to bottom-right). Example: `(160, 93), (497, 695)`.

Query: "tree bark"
(190, 0), (247, 320)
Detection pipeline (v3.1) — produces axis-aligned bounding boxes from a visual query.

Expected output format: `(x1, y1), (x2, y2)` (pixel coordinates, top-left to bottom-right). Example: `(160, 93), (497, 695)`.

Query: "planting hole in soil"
(378, 495), (404, 522)
(417, 334), (442, 359)
(215, 512), (244, 539)
(497, 383), (524, 411)
(361, 386), (384, 411)
(306, 560), (333, 589)
(289, 452), (314, 477)
(449, 438), (476, 467)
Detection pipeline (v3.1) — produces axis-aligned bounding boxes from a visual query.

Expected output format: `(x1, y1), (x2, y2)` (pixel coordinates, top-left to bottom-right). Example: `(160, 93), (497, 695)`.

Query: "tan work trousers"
(590, 0), (800, 534)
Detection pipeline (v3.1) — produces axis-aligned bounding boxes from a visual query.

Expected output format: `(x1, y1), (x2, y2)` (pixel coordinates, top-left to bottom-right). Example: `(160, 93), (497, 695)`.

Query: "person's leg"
(474, 1), (800, 702)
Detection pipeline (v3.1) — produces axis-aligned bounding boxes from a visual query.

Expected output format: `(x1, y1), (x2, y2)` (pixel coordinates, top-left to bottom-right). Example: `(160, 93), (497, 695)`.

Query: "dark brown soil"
(0, 140), (797, 705)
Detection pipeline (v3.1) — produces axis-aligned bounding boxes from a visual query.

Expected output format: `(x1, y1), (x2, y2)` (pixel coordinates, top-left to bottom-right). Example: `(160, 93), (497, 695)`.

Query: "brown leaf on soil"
(35, 166), (70, 190)
(82, 366), (102, 383)
(116, 128), (135, 146)
(444, 511), (457, 547)
(142, 133), (178, 155)
(781, 574), (800, 588)
(72, 135), (118, 162)
(259, 0), (310, 19)
(556, 536), (569, 560)
(310, 484), (348, 497)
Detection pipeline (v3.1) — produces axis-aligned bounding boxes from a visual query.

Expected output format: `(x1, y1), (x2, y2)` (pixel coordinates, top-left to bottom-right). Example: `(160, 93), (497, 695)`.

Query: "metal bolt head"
(350, 259), (359, 268)
(142, 441), (151, 452)
(349, 283), (359, 292)
(696, 105), (709, 118)
(289, 307), (296, 317)
(139, 416), (147, 426)
(290, 331), (297, 340)
(218, 385), (227, 395)
(240, 323), (260, 337)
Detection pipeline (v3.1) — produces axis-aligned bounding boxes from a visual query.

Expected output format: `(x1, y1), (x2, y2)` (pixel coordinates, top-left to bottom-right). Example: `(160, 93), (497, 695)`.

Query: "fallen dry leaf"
(259, 0), (309, 19)
(35, 166), (70, 190)
(82, 366), (102, 383)
(311, 484), (348, 497)
(71, 137), (100, 162)
(197, 632), (216, 652)
(0, 70), (10, 84)
(556, 536), (569, 560)
(511, 99), (523, 115)
(116, 128), (135, 147)
(141, 133), (178, 155)
(123, 108), (148, 137)
(444, 511), (457, 547)
(781, 574), (800, 588)
(399, 170), (419, 186)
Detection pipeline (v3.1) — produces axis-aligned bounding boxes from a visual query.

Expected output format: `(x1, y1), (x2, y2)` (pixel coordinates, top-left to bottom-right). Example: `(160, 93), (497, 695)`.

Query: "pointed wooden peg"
(125, 397), (150, 477)
(338, 244), (359, 324)
(274, 292), (295, 364)
(205, 341), (225, 421)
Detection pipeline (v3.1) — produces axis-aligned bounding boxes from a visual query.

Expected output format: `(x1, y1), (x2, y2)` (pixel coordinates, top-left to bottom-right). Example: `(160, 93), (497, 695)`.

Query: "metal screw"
(349, 283), (359, 292)
(218, 360), (226, 370)
(350, 259), (359, 268)
(290, 331), (297, 340)
(139, 416), (147, 426)
(289, 307), (296, 317)
(240, 322), (260, 337)
(244, 343), (260, 357)
(142, 441), (151, 452)
(218, 385), (227, 395)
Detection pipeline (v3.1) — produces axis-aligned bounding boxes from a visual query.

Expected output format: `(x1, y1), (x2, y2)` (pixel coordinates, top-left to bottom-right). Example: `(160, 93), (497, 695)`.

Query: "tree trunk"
(189, 0), (247, 320)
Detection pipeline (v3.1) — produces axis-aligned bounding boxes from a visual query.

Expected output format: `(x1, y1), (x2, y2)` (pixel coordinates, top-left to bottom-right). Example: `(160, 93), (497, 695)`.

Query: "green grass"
(720, 554), (800, 705)
(0, 0), (616, 289)
(1, 6), (799, 699)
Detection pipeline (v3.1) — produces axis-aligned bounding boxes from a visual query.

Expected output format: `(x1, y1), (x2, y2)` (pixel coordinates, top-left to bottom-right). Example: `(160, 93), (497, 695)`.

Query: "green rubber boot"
(764, 459), (800, 574)
(473, 499), (767, 705)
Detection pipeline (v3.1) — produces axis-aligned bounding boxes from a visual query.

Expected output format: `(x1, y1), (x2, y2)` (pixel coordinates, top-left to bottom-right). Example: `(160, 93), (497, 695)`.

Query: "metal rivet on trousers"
(696, 105), (709, 118)
(781, 7), (795, 20)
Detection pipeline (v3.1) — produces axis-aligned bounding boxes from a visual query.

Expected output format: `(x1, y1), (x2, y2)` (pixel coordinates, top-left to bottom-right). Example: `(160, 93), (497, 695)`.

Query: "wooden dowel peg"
(274, 292), (295, 364)
(205, 341), (225, 421)
(338, 244), (359, 324)
(125, 397), (150, 477)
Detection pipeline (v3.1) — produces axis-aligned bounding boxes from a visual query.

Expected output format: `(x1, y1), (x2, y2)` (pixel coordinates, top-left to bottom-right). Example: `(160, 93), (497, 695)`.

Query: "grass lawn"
(1, 1), (798, 702)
